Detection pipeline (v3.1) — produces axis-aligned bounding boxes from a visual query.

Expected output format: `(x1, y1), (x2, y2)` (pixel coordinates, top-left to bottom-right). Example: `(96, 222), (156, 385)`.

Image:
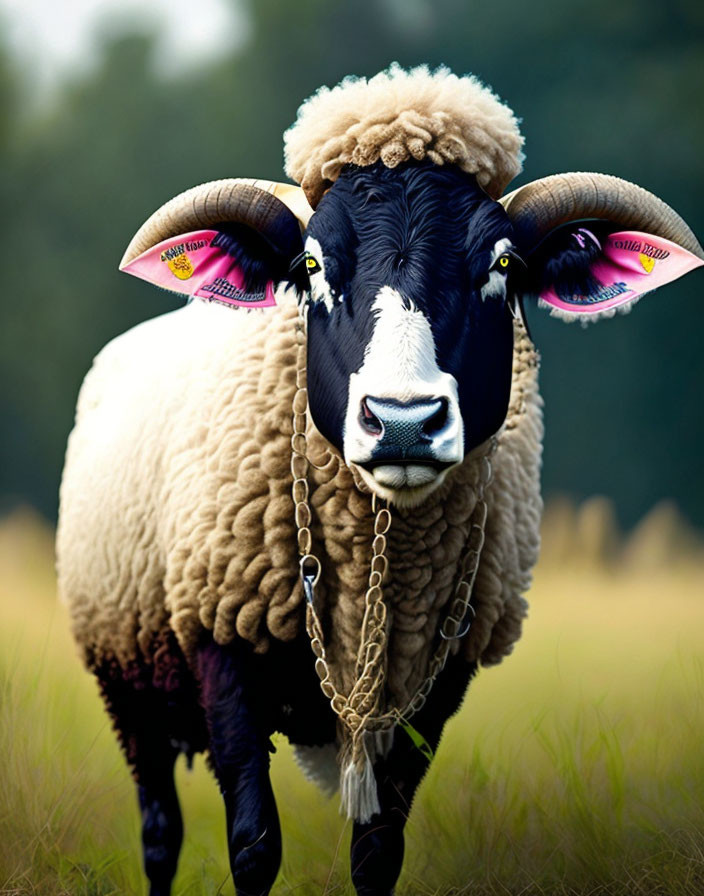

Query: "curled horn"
(500, 172), (704, 260)
(120, 178), (313, 268)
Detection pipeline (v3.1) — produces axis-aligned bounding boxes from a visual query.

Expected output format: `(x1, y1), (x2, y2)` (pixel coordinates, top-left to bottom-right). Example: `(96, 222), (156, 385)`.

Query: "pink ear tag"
(120, 229), (277, 308)
(539, 230), (703, 322)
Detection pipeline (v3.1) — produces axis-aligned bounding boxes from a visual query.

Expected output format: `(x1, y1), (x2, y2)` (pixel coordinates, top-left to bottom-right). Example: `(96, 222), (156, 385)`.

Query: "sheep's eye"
(305, 255), (322, 274)
(497, 254), (510, 269)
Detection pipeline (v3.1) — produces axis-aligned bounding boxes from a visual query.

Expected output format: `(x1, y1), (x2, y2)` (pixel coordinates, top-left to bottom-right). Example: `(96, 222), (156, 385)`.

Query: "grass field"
(1, 507), (703, 895)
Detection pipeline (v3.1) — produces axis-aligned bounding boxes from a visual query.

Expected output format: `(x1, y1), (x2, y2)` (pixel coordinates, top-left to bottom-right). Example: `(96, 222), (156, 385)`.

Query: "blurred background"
(1, 1), (703, 894)
(0, 0), (703, 530)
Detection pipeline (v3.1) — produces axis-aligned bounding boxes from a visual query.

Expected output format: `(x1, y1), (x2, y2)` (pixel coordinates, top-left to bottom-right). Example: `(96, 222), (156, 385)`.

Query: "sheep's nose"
(360, 396), (449, 457)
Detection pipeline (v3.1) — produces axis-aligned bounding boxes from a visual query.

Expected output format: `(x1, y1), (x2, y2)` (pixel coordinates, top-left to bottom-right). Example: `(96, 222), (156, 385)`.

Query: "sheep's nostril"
(360, 397), (383, 436)
(422, 398), (448, 438)
(362, 396), (448, 456)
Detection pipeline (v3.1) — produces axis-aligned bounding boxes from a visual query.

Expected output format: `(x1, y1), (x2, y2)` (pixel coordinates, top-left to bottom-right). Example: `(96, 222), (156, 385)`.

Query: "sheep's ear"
(121, 228), (280, 308)
(528, 228), (703, 323)
(502, 173), (704, 324)
(119, 179), (311, 309)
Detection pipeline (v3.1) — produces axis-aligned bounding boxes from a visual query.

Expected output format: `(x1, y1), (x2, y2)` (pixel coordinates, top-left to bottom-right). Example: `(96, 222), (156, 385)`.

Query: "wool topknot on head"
(283, 63), (526, 207)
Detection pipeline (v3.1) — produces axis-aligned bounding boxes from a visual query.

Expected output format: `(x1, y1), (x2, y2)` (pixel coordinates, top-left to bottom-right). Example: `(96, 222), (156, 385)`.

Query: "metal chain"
(292, 307), (495, 739)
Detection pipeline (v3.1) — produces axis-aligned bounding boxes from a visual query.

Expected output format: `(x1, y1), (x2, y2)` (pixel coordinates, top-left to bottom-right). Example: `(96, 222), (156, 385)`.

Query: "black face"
(300, 159), (518, 496)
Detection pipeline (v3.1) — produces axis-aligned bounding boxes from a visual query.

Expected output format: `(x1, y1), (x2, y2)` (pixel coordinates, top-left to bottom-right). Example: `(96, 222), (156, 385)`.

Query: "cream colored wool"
(283, 64), (524, 207)
(57, 291), (542, 718)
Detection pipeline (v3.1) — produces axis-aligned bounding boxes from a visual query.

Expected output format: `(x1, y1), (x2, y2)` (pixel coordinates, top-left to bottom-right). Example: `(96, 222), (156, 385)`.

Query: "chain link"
(292, 308), (495, 743)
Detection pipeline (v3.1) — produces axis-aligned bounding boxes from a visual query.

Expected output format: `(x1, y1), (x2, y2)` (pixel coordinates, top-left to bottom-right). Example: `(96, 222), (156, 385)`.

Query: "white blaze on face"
(480, 237), (514, 302)
(344, 287), (464, 505)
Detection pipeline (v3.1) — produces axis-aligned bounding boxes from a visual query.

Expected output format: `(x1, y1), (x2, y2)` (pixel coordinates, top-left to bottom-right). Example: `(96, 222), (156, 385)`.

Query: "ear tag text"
(539, 230), (703, 321)
(120, 229), (277, 308)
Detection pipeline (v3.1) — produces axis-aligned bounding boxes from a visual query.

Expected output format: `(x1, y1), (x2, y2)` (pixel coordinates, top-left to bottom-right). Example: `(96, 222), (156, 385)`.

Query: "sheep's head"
(300, 159), (518, 505)
(120, 66), (704, 508)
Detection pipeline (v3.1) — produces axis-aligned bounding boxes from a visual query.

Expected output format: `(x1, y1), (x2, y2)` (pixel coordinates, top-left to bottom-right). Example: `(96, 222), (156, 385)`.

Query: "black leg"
(94, 631), (208, 896)
(350, 656), (477, 896)
(97, 669), (186, 896)
(136, 743), (183, 896)
(197, 639), (282, 896)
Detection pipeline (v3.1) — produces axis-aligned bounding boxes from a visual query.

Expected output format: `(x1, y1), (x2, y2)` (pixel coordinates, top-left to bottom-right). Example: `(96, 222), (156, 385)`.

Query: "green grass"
(1, 509), (703, 895)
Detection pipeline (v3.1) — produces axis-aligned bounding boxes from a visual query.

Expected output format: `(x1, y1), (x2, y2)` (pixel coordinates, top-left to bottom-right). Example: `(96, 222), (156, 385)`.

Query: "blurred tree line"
(1, 0), (703, 528)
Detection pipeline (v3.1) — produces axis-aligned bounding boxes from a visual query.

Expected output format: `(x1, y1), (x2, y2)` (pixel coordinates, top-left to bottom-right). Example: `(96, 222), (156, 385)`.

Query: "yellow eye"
(305, 256), (321, 274)
(498, 255), (510, 269)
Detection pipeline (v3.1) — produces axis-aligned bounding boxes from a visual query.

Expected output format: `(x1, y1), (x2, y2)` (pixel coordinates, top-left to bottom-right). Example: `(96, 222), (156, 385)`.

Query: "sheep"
(56, 64), (703, 896)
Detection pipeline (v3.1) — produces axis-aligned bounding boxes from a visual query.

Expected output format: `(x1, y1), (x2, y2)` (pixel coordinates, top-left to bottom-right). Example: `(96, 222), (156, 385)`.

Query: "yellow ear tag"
(639, 253), (655, 274)
(166, 253), (194, 280)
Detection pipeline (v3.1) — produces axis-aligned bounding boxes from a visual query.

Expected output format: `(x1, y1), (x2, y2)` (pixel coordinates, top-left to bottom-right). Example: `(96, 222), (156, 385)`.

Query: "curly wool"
(284, 64), (525, 207)
(57, 292), (542, 714)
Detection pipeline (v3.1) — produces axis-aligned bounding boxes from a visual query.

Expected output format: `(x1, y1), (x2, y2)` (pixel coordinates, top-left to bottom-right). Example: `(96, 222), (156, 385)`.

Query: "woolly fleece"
(284, 64), (524, 206)
(57, 292), (542, 713)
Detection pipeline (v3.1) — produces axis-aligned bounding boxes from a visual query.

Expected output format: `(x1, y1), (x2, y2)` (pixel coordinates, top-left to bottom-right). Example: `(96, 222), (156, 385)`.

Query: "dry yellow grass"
(1, 506), (703, 895)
